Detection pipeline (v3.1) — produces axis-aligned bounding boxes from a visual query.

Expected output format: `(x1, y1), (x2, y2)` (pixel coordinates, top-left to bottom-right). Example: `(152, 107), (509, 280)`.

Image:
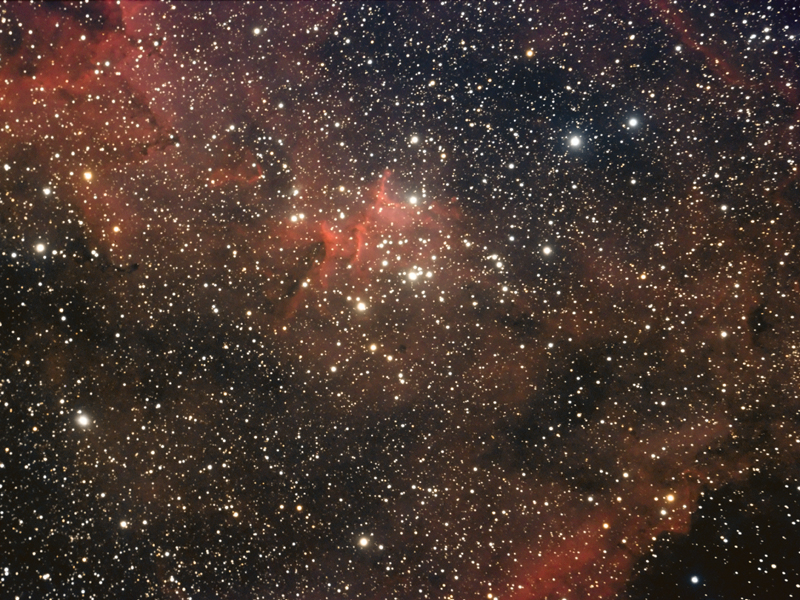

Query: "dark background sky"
(1, 2), (799, 599)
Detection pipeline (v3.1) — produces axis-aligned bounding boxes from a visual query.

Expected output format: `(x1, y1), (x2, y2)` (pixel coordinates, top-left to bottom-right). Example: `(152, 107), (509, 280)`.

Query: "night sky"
(2, 2), (800, 599)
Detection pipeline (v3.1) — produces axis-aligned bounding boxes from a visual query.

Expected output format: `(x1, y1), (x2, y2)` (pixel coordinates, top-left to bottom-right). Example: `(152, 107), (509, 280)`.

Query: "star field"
(1, 2), (800, 599)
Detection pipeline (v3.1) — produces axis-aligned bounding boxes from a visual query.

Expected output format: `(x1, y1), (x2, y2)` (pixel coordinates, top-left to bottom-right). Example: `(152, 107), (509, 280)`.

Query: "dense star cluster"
(2, 2), (800, 599)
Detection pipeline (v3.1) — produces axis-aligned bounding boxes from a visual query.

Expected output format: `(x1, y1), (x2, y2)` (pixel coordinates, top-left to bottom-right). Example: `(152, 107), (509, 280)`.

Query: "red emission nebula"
(2, 2), (800, 600)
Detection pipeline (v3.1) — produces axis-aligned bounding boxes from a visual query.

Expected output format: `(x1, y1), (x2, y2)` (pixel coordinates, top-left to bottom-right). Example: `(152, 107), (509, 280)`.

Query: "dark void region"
(619, 470), (800, 600)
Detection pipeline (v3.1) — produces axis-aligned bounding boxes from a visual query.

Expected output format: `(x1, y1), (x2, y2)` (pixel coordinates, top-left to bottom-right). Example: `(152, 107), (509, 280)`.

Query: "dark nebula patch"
(622, 472), (800, 600)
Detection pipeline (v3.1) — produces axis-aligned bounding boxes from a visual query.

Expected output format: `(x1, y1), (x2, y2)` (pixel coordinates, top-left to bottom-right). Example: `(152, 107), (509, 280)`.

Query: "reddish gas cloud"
(5, 3), (799, 600)
(274, 170), (466, 310)
(650, 0), (798, 104)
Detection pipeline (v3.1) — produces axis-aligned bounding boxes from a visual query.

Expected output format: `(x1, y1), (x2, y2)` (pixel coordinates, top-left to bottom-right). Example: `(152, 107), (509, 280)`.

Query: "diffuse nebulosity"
(1, 2), (800, 599)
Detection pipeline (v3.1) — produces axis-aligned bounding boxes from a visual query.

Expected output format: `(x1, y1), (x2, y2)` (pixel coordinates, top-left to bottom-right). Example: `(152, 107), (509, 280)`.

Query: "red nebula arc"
(274, 169), (467, 319)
